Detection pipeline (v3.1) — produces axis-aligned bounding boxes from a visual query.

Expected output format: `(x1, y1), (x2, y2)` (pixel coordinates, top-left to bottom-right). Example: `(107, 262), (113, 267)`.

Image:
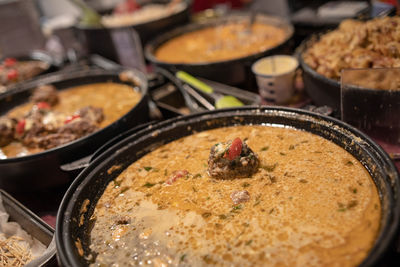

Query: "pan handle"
(60, 121), (156, 173)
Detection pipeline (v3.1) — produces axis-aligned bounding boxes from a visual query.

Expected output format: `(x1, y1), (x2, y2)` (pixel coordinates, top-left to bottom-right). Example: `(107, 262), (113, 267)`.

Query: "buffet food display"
(0, 82), (141, 158)
(302, 16), (400, 80)
(1, 2), (400, 266)
(90, 125), (380, 266)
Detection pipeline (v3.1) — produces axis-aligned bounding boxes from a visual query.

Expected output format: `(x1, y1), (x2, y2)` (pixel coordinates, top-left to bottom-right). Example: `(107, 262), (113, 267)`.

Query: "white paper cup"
(252, 55), (299, 104)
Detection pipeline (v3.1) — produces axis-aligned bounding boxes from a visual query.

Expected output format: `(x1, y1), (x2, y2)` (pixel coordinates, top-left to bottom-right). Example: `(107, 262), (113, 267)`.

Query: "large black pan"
(145, 13), (294, 87)
(75, 0), (191, 62)
(0, 68), (149, 193)
(56, 106), (400, 266)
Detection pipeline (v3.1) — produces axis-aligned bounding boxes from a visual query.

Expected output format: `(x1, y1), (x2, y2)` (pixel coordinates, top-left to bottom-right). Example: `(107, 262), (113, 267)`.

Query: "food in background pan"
(0, 82), (141, 158)
(0, 58), (49, 89)
(90, 125), (380, 266)
(155, 21), (287, 63)
(303, 16), (400, 80)
(101, 0), (186, 28)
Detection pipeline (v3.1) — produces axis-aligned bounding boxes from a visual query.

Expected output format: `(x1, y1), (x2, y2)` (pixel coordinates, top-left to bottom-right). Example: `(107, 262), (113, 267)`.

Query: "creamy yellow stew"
(1, 83), (141, 157)
(90, 125), (381, 267)
(155, 22), (287, 64)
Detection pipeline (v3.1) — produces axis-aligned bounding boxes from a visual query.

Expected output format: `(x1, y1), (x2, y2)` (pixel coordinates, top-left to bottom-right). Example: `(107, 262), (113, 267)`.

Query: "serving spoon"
(176, 71), (244, 110)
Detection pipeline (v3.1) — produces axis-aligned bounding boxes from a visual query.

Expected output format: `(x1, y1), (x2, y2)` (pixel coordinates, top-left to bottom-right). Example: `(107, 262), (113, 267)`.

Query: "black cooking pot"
(296, 34), (342, 111)
(75, 0), (191, 63)
(56, 106), (400, 266)
(1, 50), (57, 93)
(145, 13), (294, 87)
(0, 68), (149, 193)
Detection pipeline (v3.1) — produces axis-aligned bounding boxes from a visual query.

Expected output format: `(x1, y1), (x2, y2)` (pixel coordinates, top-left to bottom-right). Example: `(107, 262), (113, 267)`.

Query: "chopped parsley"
(180, 254), (186, 262)
(202, 212), (212, 218)
(218, 214), (227, 220)
(143, 182), (156, 188)
(120, 187), (129, 194)
(347, 200), (358, 209)
(113, 179), (122, 188)
(245, 240), (253, 246)
(143, 166), (153, 171)
(231, 204), (243, 213)
(260, 146), (269, 151)
(346, 160), (354, 166)
(261, 163), (278, 172)
(242, 182), (251, 188)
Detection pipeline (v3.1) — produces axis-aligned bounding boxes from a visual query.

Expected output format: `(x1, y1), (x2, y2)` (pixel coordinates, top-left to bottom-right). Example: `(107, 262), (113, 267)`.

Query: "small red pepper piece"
(225, 137), (242, 161)
(165, 170), (188, 185)
(114, 0), (140, 14)
(7, 69), (18, 81)
(16, 119), (26, 135)
(64, 114), (80, 124)
(36, 102), (51, 109)
(4, 58), (16, 67)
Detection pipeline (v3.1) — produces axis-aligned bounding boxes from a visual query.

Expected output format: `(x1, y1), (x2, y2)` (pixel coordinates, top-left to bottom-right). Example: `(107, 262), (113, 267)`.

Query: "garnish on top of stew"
(0, 82), (141, 158)
(208, 137), (259, 179)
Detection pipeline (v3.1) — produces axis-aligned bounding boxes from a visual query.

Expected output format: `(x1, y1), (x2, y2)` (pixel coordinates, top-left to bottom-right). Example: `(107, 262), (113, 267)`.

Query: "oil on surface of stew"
(90, 125), (381, 267)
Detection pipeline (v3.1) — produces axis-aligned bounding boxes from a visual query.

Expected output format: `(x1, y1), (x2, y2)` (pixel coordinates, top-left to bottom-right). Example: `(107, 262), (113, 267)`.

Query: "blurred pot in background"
(0, 0), (46, 56)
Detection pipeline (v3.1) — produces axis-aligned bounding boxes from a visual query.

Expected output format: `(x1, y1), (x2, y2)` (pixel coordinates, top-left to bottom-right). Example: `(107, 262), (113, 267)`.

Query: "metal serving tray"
(0, 189), (56, 267)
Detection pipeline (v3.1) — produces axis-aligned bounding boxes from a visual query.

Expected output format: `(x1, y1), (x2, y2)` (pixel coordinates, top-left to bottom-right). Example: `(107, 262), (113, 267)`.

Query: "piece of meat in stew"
(76, 106), (104, 124)
(0, 117), (16, 146)
(5, 84), (105, 150)
(30, 85), (59, 106)
(208, 137), (259, 179)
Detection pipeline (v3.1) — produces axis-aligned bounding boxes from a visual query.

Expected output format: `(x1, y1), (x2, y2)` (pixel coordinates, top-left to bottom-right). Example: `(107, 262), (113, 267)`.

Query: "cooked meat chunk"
(58, 119), (98, 138)
(22, 119), (98, 149)
(76, 106), (104, 124)
(230, 190), (250, 204)
(165, 170), (189, 185)
(20, 120), (49, 147)
(25, 133), (77, 149)
(208, 137), (259, 179)
(30, 85), (59, 106)
(0, 117), (16, 146)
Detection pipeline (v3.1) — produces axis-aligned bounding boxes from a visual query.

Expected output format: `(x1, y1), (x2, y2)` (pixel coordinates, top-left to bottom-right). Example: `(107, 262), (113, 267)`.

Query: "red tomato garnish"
(7, 69), (18, 81)
(4, 58), (16, 67)
(36, 102), (50, 109)
(64, 114), (80, 124)
(165, 170), (188, 185)
(16, 120), (26, 135)
(114, 0), (140, 14)
(225, 137), (242, 161)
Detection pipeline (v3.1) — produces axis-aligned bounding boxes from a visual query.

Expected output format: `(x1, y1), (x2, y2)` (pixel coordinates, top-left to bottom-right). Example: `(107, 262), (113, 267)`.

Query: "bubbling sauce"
(90, 125), (381, 266)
